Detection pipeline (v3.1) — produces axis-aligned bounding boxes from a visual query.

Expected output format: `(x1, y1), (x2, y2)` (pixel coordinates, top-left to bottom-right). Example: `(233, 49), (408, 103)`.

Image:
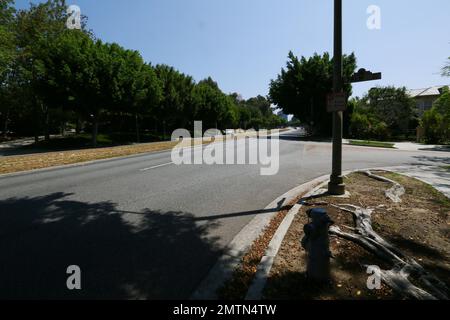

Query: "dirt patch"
(264, 172), (450, 300)
(217, 202), (295, 300)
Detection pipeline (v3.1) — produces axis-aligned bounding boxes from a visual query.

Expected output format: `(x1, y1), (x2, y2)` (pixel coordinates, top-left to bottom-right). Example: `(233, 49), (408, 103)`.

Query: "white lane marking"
(140, 162), (174, 172)
(138, 131), (284, 172)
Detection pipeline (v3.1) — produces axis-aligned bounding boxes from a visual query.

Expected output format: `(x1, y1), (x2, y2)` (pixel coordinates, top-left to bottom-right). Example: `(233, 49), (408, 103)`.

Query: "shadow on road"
(411, 155), (450, 166)
(419, 146), (450, 152)
(193, 198), (290, 222)
(277, 135), (332, 143)
(0, 193), (222, 299)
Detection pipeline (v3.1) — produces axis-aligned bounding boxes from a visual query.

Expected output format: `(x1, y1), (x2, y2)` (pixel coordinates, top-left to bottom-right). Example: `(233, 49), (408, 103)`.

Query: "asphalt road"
(0, 129), (449, 299)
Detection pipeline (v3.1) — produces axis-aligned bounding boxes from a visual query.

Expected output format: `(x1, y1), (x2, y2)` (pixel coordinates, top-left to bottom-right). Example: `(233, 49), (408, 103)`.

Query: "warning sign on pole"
(327, 92), (347, 112)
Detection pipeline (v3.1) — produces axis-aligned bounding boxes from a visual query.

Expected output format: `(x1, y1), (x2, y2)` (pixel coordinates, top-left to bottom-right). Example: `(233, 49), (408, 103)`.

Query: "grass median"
(349, 140), (395, 149)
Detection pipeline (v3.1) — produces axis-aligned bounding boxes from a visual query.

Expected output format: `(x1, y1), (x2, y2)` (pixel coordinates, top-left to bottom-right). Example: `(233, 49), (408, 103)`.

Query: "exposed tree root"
(329, 202), (449, 300)
(356, 170), (405, 203)
(323, 169), (450, 299)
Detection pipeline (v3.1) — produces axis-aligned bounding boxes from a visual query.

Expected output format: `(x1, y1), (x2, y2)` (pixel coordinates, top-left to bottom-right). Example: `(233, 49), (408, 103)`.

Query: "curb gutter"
(190, 174), (330, 300)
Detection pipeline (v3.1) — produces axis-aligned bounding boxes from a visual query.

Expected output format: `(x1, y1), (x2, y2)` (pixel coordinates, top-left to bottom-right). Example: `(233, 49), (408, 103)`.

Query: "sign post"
(327, 1), (382, 196)
(351, 68), (382, 83)
(328, 0), (345, 196)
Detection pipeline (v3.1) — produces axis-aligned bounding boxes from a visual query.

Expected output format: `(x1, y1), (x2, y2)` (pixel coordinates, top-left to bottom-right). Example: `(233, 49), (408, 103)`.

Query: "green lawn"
(349, 140), (395, 149)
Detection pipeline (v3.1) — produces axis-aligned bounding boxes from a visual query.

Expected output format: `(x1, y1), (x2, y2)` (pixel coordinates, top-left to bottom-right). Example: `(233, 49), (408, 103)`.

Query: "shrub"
(421, 108), (445, 144)
(372, 121), (390, 141)
(421, 88), (450, 144)
(349, 112), (371, 139)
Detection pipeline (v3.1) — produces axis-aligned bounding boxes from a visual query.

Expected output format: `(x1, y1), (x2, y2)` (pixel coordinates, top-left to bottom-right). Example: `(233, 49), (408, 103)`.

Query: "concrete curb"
(244, 183), (328, 301)
(245, 202), (306, 300)
(190, 174), (331, 300)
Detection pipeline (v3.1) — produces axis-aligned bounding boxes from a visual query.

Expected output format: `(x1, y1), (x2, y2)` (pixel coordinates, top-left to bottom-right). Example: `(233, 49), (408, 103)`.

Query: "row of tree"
(0, 0), (286, 146)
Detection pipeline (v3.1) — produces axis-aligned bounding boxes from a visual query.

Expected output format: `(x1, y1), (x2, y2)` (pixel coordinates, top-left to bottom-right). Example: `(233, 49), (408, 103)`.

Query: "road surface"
(0, 129), (449, 299)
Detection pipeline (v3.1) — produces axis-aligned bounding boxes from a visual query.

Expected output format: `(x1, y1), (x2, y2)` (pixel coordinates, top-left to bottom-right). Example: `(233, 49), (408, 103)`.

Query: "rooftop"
(408, 85), (450, 98)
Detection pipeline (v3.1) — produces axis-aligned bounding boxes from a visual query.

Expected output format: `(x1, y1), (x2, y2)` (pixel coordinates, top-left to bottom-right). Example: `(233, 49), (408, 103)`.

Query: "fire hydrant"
(301, 208), (334, 282)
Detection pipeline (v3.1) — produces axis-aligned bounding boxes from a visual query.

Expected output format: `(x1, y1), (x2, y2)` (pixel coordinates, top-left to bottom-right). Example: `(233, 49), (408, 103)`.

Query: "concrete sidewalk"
(343, 139), (450, 152)
(393, 142), (450, 152)
(384, 165), (450, 199)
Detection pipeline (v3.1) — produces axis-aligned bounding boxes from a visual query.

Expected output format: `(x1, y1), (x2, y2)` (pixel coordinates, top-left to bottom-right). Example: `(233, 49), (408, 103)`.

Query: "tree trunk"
(76, 117), (81, 135)
(135, 113), (140, 143)
(33, 102), (39, 144)
(44, 108), (50, 142)
(3, 110), (9, 139)
(61, 121), (66, 137)
(163, 121), (166, 141)
(92, 116), (98, 147)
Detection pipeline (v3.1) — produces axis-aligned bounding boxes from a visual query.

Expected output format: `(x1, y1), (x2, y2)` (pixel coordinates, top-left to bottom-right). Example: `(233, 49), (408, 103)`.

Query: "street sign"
(351, 68), (382, 83)
(327, 92), (347, 112)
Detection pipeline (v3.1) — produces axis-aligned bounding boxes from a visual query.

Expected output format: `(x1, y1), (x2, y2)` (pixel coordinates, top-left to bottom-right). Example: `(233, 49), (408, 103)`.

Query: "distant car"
(224, 129), (234, 136)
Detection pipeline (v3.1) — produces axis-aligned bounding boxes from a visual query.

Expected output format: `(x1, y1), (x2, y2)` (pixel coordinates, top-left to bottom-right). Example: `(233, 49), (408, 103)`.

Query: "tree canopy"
(0, 0), (15, 78)
(269, 51), (357, 135)
(442, 57), (450, 77)
(421, 87), (450, 144)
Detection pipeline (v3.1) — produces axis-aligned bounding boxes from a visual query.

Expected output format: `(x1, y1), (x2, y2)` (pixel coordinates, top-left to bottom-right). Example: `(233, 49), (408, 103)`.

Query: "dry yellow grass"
(0, 139), (196, 175)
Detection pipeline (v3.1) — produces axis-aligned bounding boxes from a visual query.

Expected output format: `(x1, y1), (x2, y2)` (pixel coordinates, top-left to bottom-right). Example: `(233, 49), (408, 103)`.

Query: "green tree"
(421, 108), (444, 144)
(0, 0), (15, 78)
(269, 51), (357, 135)
(442, 57), (450, 77)
(14, 0), (69, 142)
(230, 94), (284, 130)
(108, 47), (162, 142)
(357, 86), (417, 137)
(154, 64), (196, 134)
(433, 86), (450, 117)
(421, 87), (450, 144)
(349, 111), (371, 139)
(40, 30), (115, 146)
(192, 77), (236, 129)
(0, 0), (16, 137)
(246, 95), (272, 118)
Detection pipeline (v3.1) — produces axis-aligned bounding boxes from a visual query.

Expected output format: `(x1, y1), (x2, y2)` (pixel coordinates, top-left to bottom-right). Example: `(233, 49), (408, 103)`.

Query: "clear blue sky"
(15, 0), (450, 99)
